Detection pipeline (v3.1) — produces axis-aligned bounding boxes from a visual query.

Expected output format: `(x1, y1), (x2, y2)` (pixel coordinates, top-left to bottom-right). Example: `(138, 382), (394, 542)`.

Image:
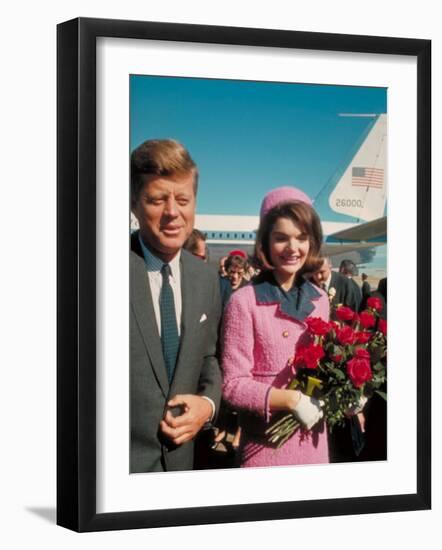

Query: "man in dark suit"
(130, 139), (222, 473)
(339, 259), (362, 312)
(359, 272), (372, 311)
(361, 272), (371, 300)
(311, 257), (355, 311)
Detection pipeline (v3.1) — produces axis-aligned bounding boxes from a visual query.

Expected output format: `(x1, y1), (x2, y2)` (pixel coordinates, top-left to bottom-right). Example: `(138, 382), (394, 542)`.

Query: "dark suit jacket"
(130, 232), (222, 472)
(348, 278), (362, 312)
(361, 281), (371, 299)
(328, 272), (352, 309)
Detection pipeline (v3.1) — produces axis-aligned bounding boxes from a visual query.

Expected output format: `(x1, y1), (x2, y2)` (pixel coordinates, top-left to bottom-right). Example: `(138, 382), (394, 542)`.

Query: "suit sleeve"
(221, 288), (271, 417)
(197, 272), (223, 416)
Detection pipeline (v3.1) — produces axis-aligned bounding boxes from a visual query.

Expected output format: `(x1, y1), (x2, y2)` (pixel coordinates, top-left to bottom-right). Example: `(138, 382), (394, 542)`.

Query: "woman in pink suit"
(222, 187), (330, 468)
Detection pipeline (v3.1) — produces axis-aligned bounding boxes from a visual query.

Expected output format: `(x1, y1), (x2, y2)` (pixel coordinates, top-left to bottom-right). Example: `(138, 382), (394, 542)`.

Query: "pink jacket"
(222, 278), (329, 421)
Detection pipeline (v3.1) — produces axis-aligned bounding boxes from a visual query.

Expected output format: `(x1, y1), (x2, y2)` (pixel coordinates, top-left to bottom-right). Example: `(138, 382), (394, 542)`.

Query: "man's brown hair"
(131, 139), (199, 205)
(255, 201), (323, 277)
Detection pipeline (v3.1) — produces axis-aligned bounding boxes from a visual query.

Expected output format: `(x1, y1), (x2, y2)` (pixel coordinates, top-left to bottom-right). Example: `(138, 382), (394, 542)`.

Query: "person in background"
(212, 252), (250, 463)
(222, 186), (330, 468)
(226, 249), (250, 280)
(311, 257), (354, 311)
(359, 272), (372, 311)
(183, 228), (208, 262)
(339, 259), (362, 312)
(225, 254), (249, 291)
(218, 255), (228, 277)
(376, 277), (387, 315)
(361, 272), (371, 299)
(219, 250), (249, 308)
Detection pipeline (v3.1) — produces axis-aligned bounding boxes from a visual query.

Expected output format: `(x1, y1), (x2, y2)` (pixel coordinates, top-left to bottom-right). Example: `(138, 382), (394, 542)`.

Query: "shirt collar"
(324, 272), (332, 290)
(253, 272), (321, 322)
(138, 234), (181, 279)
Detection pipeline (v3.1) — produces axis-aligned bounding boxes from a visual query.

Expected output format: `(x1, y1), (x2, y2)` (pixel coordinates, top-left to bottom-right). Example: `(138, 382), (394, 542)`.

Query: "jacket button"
(282, 330), (289, 338)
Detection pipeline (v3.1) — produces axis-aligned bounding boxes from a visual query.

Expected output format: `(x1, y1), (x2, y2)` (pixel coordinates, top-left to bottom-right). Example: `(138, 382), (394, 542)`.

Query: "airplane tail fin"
(314, 114), (387, 223)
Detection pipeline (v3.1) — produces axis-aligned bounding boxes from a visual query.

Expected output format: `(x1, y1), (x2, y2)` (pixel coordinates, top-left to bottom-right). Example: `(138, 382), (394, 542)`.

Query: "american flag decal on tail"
(351, 167), (384, 188)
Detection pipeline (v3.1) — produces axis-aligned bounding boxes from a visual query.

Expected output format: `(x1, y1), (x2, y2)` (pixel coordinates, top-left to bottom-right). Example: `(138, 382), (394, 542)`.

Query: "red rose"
(367, 297), (384, 312)
(335, 306), (355, 322)
(294, 344), (325, 370)
(354, 348), (370, 360)
(305, 317), (331, 336)
(378, 318), (387, 336)
(355, 331), (371, 344)
(359, 311), (376, 329)
(328, 345), (344, 363)
(346, 357), (373, 388)
(335, 325), (356, 346)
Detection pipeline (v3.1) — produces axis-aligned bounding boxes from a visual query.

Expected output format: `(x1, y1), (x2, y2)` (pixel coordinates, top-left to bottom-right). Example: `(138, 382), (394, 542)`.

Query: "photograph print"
(129, 75), (387, 474)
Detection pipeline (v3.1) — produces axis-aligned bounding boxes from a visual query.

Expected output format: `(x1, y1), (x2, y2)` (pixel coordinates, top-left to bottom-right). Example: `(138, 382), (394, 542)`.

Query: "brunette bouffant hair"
(255, 201), (323, 277)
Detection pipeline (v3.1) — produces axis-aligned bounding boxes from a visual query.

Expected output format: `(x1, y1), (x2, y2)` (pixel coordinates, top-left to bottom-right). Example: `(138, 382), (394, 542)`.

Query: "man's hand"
(159, 394), (212, 446)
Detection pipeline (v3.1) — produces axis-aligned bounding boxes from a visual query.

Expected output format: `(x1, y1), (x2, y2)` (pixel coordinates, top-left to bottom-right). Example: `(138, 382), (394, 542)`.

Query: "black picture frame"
(57, 17), (431, 532)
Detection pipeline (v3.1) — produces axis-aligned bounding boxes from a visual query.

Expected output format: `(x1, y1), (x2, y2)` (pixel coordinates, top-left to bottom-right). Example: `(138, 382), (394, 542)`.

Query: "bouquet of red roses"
(266, 297), (387, 448)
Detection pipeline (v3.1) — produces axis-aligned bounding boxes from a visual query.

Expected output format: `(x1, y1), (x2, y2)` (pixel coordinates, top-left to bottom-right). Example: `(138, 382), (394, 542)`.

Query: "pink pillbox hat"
(260, 186), (313, 219)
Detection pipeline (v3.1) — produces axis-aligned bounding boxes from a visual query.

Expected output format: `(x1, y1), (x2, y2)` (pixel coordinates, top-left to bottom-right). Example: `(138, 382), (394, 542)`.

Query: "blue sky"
(130, 75), (386, 217)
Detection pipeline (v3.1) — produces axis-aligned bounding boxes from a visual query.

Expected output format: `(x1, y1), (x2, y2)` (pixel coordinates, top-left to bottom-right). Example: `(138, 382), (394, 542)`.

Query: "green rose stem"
(266, 416), (300, 444)
(266, 413), (294, 432)
(272, 420), (299, 441)
(266, 372), (324, 444)
(269, 417), (298, 437)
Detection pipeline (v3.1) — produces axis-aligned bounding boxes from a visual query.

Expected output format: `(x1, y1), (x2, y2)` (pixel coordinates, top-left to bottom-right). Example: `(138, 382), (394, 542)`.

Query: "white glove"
(345, 395), (368, 417)
(292, 394), (324, 430)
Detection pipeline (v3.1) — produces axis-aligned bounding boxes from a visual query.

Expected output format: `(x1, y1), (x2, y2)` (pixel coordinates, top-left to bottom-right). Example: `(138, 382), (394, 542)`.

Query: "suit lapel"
(130, 243), (170, 398)
(170, 253), (199, 394)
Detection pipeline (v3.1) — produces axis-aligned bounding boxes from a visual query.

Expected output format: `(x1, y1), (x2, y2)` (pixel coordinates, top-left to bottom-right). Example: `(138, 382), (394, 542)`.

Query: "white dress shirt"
(138, 235), (182, 337)
(323, 272), (332, 292)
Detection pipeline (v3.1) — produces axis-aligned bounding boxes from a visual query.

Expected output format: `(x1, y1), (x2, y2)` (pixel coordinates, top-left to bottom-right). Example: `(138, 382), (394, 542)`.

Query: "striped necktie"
(160, 264), (180, 383)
